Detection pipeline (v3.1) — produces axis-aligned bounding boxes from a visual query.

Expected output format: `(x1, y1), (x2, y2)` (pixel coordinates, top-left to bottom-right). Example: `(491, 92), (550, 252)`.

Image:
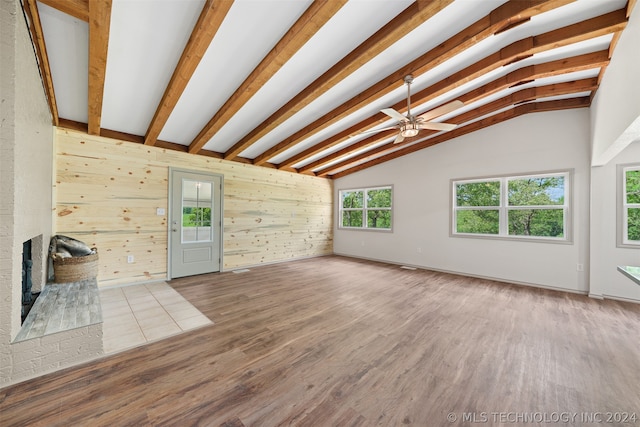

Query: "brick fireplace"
(1, 1), (102, 387)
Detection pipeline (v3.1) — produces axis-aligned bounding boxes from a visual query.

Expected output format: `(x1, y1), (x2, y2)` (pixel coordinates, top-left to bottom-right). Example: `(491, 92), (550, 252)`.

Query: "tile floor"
(99, 281), (213, 354)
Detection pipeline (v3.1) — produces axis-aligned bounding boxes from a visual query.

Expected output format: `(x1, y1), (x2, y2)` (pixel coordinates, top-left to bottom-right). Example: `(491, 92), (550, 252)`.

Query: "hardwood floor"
(1, 256), (639, 426)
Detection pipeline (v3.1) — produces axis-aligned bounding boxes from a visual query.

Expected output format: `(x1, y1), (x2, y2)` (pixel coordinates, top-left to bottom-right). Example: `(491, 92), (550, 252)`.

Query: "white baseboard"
(333, 252), (588, 296)
(600, 293), (640, 304)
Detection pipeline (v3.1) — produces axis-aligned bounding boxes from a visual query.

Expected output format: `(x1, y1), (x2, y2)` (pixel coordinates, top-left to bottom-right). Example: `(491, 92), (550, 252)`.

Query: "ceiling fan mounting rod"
(404, 74), (414, 118)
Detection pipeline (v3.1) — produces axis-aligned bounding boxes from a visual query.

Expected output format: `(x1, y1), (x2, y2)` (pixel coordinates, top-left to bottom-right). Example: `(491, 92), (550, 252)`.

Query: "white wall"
(590, 142), (640, 301)
(334, 109), (591, 294)
(1, 0), (52, 358)
(588, 4), (640, 302)
(591, 5), (640, 165)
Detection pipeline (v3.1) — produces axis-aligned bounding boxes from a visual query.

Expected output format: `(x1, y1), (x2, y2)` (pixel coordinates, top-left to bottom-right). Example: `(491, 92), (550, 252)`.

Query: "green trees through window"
(182, 207), (211, 227)
(508, 177), (565, 237)
(453, 172), (569, 240)
(624, 167), (640, 243)
(340, 186), (392, 230)
(366, 188), (392, 228)
(455, 181), (500, 234)
(341, 191), (363, 228)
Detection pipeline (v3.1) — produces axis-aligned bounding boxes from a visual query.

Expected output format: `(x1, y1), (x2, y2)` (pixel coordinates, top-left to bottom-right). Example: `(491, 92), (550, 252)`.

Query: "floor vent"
(232, 269), (251, 274)
(400, 266), (416, 270)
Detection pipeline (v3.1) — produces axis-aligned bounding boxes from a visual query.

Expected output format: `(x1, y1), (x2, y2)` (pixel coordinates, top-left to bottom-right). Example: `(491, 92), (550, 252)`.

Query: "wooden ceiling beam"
(187, 0), (349, 154)
(329, 97), (590, 179)
(57, 119), (269, 166)
(58, 118), (88, 133)
(221, 0), (455, 161)
(317, 82), (595, 178)
(328, 110), (525, 179)
(38, 0), (88, 21)
(326, 109), (522, 179)
(144, 0), (233, 146)
(23, 0), (59, 126)
(303, 8), (625, 168)
(87, 0), (112, 135)
(375, 10), (625, 125)
(301, 79), (593, 176)
(292, 49), (609, 172)
(534, 9), (627, 50)
(524, 96), (591, 113)
(251, 0), (575, 166)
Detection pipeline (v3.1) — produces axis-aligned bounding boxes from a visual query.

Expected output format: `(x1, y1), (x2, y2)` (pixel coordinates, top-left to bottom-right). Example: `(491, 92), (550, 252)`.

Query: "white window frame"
(338, 185), (393, 231)
(618, 163), (640, 248)
(452, 171), (572, 243)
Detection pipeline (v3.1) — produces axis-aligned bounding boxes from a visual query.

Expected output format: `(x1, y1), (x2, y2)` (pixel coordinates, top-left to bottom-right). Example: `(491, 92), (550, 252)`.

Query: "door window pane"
(182, 180), (213, 243)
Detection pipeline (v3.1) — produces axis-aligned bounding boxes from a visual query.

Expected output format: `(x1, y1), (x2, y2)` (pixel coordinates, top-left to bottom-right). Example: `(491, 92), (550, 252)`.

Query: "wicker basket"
(52, 249), (98, 283)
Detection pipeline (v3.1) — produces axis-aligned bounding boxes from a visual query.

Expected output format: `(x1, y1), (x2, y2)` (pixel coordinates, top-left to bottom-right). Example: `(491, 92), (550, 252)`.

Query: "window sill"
(451, 233), (572, 244)
(338, 227), (393, 233)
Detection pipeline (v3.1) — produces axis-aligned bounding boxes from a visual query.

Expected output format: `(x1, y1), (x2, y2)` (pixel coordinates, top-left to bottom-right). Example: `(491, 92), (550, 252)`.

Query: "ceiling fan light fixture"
(401, 124), (419, 138)
(401, 128), (419, 138)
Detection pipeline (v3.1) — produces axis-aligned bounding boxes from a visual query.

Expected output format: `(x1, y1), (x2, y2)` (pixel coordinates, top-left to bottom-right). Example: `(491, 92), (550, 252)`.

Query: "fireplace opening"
(21, 239), (40, 324)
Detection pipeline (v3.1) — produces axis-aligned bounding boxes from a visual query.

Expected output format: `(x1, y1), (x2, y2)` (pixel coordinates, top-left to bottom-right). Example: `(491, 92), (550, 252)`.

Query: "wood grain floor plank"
(1, 256), (639, 426)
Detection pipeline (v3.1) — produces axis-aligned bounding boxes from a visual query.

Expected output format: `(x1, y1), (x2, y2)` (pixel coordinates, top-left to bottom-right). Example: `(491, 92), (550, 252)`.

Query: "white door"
(169, 169), (222, 279)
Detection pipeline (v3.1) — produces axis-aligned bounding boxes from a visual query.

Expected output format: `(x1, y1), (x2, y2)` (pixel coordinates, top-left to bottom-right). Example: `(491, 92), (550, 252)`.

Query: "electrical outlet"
(127, 255), (134, 264)
(156, 207), (165, 216)
(417, 247), (422, 253)
(577, 263), (584, 271)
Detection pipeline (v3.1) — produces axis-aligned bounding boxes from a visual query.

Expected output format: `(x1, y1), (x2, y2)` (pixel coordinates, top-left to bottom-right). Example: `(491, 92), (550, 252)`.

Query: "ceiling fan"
(366, 74), (464, 144)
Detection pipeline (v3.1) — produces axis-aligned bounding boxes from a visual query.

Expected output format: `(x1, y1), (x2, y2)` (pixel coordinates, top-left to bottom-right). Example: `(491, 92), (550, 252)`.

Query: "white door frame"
(168, 167), (224, 279)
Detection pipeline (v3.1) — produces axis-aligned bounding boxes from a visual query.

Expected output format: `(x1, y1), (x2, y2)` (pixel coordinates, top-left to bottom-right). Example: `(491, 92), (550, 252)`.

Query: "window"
(339, 186), (392, 230)
(452, 171), (570, 242)
(621, 164), (640, 247)
(182, 180), (213, 243)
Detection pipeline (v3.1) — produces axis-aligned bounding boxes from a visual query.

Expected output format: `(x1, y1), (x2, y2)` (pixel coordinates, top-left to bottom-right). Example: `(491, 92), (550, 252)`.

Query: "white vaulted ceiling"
(25, 0), (633, 178)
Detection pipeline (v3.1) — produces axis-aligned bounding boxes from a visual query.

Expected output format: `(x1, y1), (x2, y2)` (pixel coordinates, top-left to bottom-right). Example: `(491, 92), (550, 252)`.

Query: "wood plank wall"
(54, 129), (333, 287)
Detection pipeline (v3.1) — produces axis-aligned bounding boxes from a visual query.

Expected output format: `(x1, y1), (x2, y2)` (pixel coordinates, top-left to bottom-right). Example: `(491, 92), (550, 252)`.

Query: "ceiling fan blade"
(418, 100), (464, 122)
(381, 108), (409, 122)
(360, 126), (398, 135)
(418, 122), (457, 131)
(393, 133), (405, 144)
